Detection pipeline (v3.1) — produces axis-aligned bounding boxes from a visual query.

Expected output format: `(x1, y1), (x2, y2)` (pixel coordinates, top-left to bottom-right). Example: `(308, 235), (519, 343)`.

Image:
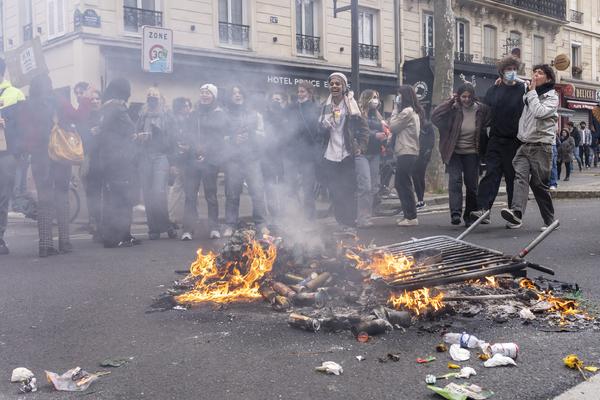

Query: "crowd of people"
(0, 54), (591, 258)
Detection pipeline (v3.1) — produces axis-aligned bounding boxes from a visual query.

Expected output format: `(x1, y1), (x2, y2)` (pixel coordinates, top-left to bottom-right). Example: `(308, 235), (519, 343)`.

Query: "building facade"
(0, 0), (400, 108)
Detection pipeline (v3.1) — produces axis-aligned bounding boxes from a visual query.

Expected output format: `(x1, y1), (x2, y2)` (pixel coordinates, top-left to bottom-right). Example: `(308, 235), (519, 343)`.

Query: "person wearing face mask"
(261, 91), (288, 219)
(222, 85), (268, 237)
(432, 83), (491, 226)
(471, 56), (526, 227)
(389, 85), (423, 226)
(284, 81), (320, 220)
(500, 64), (558, 231)
(356, 89), (388, 227)
(135, 87), (177, 240)
(318, 72), (369, 235)
(180, 84), (225, 240)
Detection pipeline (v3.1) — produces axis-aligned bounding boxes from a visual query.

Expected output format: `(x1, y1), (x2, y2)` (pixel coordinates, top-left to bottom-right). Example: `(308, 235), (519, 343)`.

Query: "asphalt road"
(1, 199), (599, 400)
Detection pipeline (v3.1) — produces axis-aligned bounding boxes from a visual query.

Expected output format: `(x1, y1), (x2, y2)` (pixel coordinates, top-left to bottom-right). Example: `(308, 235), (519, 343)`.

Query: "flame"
(484, 276), (499, 288)
(519, 279), (586, 323)
(346, 249), (414, 278)
(175, 240), (277, 304)
(388, 288), (445, 316)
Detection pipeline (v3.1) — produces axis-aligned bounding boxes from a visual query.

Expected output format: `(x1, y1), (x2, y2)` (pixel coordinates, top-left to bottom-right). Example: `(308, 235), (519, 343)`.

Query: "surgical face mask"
(369, 98), (379, 108)
(394, 94), (402, 105)
(504, 70), (517, 82)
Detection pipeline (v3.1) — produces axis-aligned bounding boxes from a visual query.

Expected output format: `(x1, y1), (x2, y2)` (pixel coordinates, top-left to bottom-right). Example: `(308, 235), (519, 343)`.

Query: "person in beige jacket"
(389, 85), (423, 226)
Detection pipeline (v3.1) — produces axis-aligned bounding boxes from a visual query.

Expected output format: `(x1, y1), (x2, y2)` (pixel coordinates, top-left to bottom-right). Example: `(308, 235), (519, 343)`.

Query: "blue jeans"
(225, 159), (266, 227)
(355, 154), (380, 224)
(573, 146), (582, 171)
(140, 154), (171, 234)
(549, 143), (558, 187)
(0, 154), (16, 240)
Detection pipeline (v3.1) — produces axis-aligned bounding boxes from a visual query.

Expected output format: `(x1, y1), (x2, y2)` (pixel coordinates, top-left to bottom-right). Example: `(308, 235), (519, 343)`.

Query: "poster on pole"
(142, 26), (173, 73)
(4, 37), (48, 88)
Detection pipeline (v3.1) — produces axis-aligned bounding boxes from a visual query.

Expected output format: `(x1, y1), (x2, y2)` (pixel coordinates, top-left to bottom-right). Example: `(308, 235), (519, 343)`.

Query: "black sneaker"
(0, 239), (8, 255)
(451, 214), (461, 225)
(416, 201), (427, 210)
(501, 208), (522, 225)
(39, 246), (59, 257)
(59, 242), (73, 254)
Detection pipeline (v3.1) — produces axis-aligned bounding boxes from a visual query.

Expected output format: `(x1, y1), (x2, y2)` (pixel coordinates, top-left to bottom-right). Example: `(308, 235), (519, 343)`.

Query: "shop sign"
(4, 37), (48, 88)
(267, 75), (329, 88)
(413, 81), (429, 101)
(574, 87), (597, 101)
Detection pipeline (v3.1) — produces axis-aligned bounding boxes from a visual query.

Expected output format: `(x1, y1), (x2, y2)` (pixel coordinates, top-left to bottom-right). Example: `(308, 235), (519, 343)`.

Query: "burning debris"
(161, 224), (597, 338)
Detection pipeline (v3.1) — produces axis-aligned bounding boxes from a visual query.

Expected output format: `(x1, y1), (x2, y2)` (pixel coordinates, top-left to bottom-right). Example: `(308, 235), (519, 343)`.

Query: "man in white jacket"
(500, 64), (558, 230)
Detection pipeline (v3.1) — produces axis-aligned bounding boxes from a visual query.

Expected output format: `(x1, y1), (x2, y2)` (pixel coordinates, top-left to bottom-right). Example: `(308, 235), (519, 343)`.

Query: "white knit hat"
(200, 83), (218, 99)
(328, 72), (348, 87)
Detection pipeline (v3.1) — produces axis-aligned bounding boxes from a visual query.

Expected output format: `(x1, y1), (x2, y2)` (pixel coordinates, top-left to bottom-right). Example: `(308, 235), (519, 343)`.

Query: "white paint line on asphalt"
(553, 372), (600, 400)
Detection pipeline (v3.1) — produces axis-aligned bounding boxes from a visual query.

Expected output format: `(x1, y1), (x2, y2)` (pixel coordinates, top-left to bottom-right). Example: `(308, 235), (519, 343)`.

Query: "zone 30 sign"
(142, 26), (173, 73)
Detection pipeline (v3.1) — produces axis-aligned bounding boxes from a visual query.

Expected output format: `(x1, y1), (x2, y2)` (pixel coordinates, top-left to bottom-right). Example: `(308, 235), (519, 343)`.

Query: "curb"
(553, 373), (600, 400)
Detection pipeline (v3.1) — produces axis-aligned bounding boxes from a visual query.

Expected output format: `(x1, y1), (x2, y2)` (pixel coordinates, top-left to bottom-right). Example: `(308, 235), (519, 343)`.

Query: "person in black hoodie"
(222, 85), (268, 237)
(135, 87), (176, 240)
(284, 81), (320, 220)
(180, 84), (225, 240)
(98, 78), (140, 248)
(567, 121), (583, 172)
(471, 56), (525, 225)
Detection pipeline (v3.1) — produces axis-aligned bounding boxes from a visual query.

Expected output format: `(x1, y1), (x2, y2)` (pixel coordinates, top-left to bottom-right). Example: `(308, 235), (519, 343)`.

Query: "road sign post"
(142, 26), (173, 73)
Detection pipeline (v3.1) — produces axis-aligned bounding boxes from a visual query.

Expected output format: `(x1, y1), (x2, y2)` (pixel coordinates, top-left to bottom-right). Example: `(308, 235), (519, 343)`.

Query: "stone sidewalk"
(553, 373), (600, 400)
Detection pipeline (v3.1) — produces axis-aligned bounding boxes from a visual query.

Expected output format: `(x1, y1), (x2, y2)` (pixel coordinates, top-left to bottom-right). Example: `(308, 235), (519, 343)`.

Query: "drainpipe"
(395, 0), (404, 85)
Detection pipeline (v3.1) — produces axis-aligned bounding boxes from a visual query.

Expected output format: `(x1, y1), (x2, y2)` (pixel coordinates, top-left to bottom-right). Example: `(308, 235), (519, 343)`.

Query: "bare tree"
(427, 0), (455, 191)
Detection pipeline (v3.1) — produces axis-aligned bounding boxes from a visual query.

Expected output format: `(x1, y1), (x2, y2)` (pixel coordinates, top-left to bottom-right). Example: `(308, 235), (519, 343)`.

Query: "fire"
(484, 276), (499, 287)
(346, 249), (414, 278)
(388, 288), (445, 316)
(175, 240), (277, 304)
(519, 279), (586, 322)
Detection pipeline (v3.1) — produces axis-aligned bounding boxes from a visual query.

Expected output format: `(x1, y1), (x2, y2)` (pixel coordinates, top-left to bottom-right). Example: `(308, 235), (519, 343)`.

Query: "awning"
(566, 100), (598, 110)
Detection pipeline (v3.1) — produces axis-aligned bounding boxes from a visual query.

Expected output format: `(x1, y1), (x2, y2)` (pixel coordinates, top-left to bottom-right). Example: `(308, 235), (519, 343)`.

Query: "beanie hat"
(201, 83), (218, 99)
(328, 72), (348, 88)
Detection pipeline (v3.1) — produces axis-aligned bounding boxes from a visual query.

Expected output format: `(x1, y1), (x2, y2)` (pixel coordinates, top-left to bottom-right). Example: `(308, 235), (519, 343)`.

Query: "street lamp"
(333, 0), (359, 93)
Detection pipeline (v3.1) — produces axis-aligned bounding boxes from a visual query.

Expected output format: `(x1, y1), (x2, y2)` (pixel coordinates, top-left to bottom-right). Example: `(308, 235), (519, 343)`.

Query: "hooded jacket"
(287, 100), (321, 162)
(193, 103), (227, 166)
(98, 99), (136, 177)
(431, 98), (491, 164)
(557, 133), (575, 162)
(224, 103), (264, 162)
(517, 85), (558, 145)
(389, 106), (420, 156)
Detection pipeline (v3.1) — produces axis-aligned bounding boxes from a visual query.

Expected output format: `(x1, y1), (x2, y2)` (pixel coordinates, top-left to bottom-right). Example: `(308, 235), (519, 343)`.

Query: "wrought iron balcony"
(359, 43), (379, 61)
(482, 56), (499, 65)
(490, 0), (566, 21)
(219, 22), (250, 47)
(455, 52), (474, 63)
(124, 6), (163, 32)
(296, 34), (320, 56)
(569, 9), (583, 23)
(23, 23), (33, 41)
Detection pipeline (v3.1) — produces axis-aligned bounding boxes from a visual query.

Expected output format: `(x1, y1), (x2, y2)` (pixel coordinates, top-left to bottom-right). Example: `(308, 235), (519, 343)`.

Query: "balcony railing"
(482, 56), (499, 65)
(219, 22), (250, 47)
(455, 52), (474, 63)
(569, 9), (583, 23)
(296, 34), (320, 56)
(23, 23), (33, 41)
(491, 0), (566, 21)
(124, 6), (163, 32)
(359, 43), (379, 61)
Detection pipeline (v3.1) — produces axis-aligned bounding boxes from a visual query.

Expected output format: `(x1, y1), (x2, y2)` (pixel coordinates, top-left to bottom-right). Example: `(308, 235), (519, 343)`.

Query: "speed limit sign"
(142, 26), (173, 73)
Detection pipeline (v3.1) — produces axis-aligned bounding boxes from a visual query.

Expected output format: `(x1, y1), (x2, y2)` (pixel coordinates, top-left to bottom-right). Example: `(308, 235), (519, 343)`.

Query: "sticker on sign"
(142, 26), (173, 73)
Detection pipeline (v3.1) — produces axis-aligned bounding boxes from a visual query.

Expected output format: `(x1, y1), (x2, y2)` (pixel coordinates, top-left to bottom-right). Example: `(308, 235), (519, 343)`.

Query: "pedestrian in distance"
(135, 87), (177, 240)
(389, 85), (423, 226)
(500, 64), (558, 231)
(412, 110), (435, 211)
(470, 56), (526, 226)
(318, 72), (369, 235)
(432, 83), (491, 227)
(580, 121), (592, 168)
(557, 128), (574, 181)
(567, 121), (583, 172)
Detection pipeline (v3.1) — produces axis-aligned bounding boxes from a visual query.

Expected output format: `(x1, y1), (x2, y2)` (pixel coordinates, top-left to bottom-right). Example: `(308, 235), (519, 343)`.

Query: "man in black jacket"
(471, 56), (525, 226)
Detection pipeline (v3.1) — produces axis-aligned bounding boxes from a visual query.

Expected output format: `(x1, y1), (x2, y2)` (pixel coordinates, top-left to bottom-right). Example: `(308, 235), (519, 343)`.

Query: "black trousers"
(182, 162), (219, 233)
(101, 171), (135, 247)
(448, 153), (479, 222)
(395, 155), (418, 220)
(412, 149), (433, 203)
(476, 138), (520, 210)
(557, 161), (571, 179)
(323, 157), (356, 227)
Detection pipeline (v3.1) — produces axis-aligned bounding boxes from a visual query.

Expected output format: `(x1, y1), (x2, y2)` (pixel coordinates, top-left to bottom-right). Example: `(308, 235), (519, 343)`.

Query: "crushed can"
(271, 281), (296, 298)
(272, 295), (291, 311)
(304, 272), (332, 291)
(489, 343), (519, 359)
(288, 313), (321, 332)
(293, 290), (328, 308)
(351, 318), (393, 337)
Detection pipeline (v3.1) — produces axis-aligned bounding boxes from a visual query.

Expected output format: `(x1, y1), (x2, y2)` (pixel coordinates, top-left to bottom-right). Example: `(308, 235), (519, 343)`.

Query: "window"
(455, 19), (469, 60)
(359, 10), (374, 45)
(423, 13), (434, 56)
(533, 35), (545, 65)
(218, 0), (248, 47)
(483, 25), (497, 64)
(124, 0), (162, 32)
(47, 0), (66, 39)
(21, 0), (33, 41)
(296, 0), (319, 56)
(509, 30), (522, 49)
(572, 44), (582, 78)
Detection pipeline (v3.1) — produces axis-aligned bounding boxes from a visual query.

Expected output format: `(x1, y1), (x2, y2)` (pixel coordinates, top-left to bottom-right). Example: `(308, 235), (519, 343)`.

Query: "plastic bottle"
(443, 332), (484, 349)
(488, 343), (519, 359)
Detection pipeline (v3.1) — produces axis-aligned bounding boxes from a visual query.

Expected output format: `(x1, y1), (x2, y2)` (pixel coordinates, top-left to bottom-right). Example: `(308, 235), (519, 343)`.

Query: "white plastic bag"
(484, 353), (517, 367)
(449, 344), (471, 361)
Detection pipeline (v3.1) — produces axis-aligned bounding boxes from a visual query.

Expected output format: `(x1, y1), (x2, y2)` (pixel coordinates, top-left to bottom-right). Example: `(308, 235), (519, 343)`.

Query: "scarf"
(323, 91), (361, 116)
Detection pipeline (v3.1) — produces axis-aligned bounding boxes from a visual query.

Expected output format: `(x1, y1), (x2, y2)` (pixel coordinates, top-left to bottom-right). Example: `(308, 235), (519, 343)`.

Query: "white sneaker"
(540, 224), (558, 232)
(505, 222), (522, 229)
(397, 218), (418, 226)
(549, 185), (557, 191)
(223, 227), (234, 237)
(181, 232), (192, 241)
(209, 230), (221, 239)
